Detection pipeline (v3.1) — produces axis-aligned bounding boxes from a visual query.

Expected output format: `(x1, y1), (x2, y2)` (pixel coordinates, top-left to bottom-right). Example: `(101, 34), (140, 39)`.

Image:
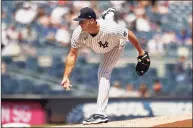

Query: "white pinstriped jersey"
(71, 19), (129, 53)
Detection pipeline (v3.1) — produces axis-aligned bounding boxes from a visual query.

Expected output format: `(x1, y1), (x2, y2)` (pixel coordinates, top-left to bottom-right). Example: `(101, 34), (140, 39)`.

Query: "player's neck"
(88, 21), (100, 34)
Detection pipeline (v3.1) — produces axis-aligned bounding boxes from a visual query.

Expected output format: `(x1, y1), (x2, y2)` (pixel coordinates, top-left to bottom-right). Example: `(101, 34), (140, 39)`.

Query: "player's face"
(79, 19), (92, 31)
(79, 20), (88, 30)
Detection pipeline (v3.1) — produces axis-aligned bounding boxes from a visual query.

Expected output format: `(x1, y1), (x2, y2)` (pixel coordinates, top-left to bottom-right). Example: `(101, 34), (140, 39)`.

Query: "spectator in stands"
(124, 83), (140, 97)
(174, 56), (187, 82)
(15, 2), (37, 25)
(147, 33), (165, 56)
(6, 24), (20, 44)
(41, 21), (57, 45)
(50, 4), (69, 27)
(161, 31), (177, 45)
(152, 1), (169, 15)
(138, 83), (150, 97)
(55, 24), (70, 46)
(38, 11), (50, 26)
(176, 28), (191, 45)
(20, 25), (38, 45)
(36, 5), (47, 18)
(177, 46), (189, 59)
(72, 1), (91, 10)
(184, 36), (192, 45)
(110, 1), (126, 11)
(138, 1), (151, 8)
(135, 13), (151, 32)
(109, 81), (125, 97)
(66, 7), (79, 32)
(133, 2), (151, 32)
(150, 79), (166, 97)
(1, 23), (22, 56)
(124, 10), (137, 30)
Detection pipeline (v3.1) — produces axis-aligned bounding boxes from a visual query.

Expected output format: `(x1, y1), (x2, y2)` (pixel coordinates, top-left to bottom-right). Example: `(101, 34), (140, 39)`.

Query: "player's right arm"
(61, 48), (78, 90)
(61, 26), (82, 90)
(63, 48), (78, 78)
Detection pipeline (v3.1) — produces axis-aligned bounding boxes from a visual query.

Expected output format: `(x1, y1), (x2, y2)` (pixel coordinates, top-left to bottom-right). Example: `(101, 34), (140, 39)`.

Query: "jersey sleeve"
(71, 26), (82, 48)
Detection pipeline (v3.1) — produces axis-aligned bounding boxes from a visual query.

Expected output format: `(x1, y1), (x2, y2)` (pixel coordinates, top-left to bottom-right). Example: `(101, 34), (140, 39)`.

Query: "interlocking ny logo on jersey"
(98, 41), (108, 48)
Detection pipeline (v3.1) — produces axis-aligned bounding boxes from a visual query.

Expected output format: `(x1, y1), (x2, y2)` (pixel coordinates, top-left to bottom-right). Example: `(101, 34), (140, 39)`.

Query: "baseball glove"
(136, 51), (150, 76)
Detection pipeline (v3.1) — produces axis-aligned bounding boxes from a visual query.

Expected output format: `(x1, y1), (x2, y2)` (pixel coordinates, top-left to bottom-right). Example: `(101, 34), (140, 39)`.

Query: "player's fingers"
(63, 86), (69, 91)
(66, 85), (72, 91)
(64, 84), (72, 91)
(66, 87), (69, 91)
(63, 84), (68, 88)
(66, 86), (71, 91)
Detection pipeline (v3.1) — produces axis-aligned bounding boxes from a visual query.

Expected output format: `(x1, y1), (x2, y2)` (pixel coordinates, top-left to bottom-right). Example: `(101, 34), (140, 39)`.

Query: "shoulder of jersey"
(72, 25), (82, 39)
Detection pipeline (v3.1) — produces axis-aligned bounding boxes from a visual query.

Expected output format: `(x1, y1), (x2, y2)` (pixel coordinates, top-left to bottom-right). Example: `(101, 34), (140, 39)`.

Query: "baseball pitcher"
(61, 7), (150, 125)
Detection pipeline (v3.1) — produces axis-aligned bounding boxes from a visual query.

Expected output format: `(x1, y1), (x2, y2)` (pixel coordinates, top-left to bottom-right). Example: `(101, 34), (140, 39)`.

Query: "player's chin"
(81, 28), (87, 32)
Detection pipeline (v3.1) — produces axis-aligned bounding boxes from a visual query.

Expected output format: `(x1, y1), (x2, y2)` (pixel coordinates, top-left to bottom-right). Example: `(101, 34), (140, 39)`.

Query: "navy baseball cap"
(73, 7), (96, 21)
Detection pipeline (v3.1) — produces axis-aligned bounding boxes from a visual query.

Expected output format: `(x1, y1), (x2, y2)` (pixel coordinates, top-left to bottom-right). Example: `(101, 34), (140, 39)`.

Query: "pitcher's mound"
(54, 114), (192, 127)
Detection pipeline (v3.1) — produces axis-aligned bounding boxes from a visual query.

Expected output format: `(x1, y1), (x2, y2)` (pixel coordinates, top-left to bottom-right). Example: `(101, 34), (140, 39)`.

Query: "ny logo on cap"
(78, 12), (81, 17)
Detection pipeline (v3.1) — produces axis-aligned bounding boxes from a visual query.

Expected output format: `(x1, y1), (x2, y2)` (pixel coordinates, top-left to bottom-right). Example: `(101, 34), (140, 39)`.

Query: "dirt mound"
(55, 114), (192, 127)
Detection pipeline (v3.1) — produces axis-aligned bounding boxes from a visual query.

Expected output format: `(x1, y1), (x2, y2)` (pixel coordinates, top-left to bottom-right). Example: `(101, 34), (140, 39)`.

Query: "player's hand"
(61, 77), (72, 91)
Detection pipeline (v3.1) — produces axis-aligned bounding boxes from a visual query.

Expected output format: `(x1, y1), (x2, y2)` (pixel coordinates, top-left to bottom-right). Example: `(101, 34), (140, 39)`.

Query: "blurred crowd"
(109, 79), (164, 98)
(109, 81), (140, 97)
(1, 1), (192, 56)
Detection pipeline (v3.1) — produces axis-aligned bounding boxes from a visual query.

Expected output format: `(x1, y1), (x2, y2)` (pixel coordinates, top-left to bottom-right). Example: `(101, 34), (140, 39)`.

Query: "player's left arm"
(127, 30), (151, 76)
(127, 30), (145, 56)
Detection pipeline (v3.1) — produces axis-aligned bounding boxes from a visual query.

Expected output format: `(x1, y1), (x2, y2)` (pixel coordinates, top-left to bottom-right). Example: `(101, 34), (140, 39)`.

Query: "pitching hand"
(61, 77), (72, 91)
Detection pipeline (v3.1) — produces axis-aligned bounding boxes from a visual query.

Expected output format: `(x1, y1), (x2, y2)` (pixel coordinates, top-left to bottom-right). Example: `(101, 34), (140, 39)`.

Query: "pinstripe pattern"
(71, 19), (128, 53)
(97, 44), (126, 116)
(71, 14), (129, 116)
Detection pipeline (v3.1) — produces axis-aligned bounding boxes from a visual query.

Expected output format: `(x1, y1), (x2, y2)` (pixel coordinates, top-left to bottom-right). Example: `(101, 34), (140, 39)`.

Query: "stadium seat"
(25, 56), (40, 72)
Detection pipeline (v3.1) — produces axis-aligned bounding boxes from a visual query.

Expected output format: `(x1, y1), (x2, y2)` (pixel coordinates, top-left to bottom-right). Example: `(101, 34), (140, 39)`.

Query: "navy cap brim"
(73, 17), (87, 21)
